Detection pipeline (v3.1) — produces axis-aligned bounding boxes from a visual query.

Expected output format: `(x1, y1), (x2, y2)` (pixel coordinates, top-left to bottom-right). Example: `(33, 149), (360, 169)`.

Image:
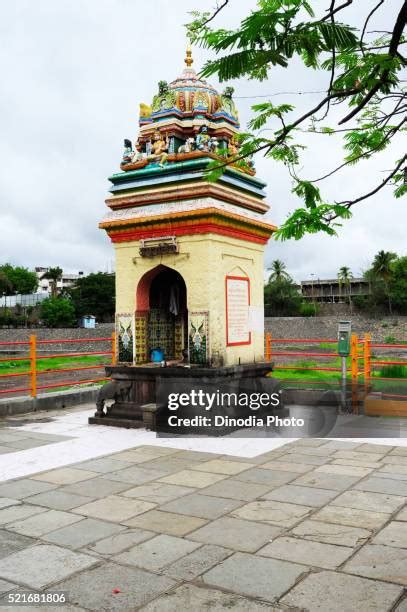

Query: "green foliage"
(0, 264), (38, 295)
(384, 335), (397, 344)
(187, 1), (406, 239)
(299, 301), (318, 316)
(68, 272), (115, 322)
(40, 297), (76, 328)
(264, 274), (302, 316)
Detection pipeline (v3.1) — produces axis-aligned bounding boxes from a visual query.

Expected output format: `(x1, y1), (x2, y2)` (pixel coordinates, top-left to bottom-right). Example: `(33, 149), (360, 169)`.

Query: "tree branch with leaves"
(187, 0), (407, 240)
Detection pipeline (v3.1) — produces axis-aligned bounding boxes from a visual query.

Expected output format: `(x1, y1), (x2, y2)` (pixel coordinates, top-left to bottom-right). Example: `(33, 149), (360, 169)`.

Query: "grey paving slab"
(85, 528), (155, 556)
(2, 438), (49, 450)
(62, 477), (134, 498)
(31, 467), (99, 485)
(344, 544), (407, 585)
(288, 439), (328, 447)
(24, 489), (95, 511)
(265, 483), (338, 507)
(160, 492), (242, 520)
(188, 516), (282, 552)
(334, 450), (388, 462)
(113, 533), (200, 571)
(372, 521), (407, 548)
(72, 495), (155, 522)
(202, 551), (305, 603)
(201, 478), (272, 501)
(172, 450), (221, 461)
(6, 510), (82, 538)
(109, 447), (180, 463)
(140, 583), (278, 611)
(0, 578), (15, 595)
(121, 482), (194, 504)
(162, 544), (231, 580)
(158, 469), (228, 488)
(333, 457), (384, 469)
(43, 517), (125, 548)
(285, 446), (335, 457)
(0, 498), (20, 510)
(0, 530), (35, 560)
(0, 479), (56, 500)
(191, 459), (255, 475)
(331, 490), (405, 513)
(319, 441), (363, 451)
(290, 518), (371, 547)
(314, 504), (389, 530)
(315, 463), (373, 477)
(0, 544), (98, 589)
(396, 507), (407, 521)
(103, 465), (170, 485)
(355, 443), (394, 454)
(234, 467), (298, 487)
(0, 446), (14, 454)
(53, 561), (175, 611)
(281, 569), (403, 612)
(0, 504), (45, 525)
(379, 464), (407, 476)
(73, 457), (134, 473)
(389, 447), (407, 456)
(382, 456), (407, 466)
(259, 535), (354, 569)
(293, 471), (362, 491)
(395, 597), (407, 611)
(353, 476), (407, 496)
(138, 456), (200, 473)
(274, 452), (331, 465)
(123, 509), (207, 536)
(232, 499), (313, 528)
(261, 460), (315, 473)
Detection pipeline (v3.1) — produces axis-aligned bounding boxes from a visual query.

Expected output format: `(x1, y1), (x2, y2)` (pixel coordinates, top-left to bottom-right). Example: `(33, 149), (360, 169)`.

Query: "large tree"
(371, 249), (397, 313)
(68, 272), (115, 322)
(0, 264), (38, 295)
(188, 0), (406, 239)
(41, 267), (63, 298)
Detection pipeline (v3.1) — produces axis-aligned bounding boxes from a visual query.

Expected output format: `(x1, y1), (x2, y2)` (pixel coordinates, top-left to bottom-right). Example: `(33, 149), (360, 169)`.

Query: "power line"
(234, 90), (326, 99)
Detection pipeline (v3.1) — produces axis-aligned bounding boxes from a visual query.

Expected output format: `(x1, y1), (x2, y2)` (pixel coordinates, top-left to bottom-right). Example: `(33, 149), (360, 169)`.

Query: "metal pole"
(29, 334), (37, 398)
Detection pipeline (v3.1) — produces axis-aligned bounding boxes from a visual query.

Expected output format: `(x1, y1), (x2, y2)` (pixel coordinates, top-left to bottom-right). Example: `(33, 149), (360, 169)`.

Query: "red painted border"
(225, 275), (251, 347)
(109, 224), (269, 245)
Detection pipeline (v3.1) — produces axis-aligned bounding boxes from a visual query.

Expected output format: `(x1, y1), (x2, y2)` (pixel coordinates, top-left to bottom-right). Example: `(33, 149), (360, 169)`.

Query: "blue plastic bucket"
(151, 348), (164, 362)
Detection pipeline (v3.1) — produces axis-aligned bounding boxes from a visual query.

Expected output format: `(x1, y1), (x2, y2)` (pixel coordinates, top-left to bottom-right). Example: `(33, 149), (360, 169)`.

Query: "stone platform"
(0, 422), (406, 610)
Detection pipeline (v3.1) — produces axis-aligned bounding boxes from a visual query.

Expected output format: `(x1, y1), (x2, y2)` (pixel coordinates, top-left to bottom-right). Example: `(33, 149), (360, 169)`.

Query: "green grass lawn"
(0, 354), (108, 376)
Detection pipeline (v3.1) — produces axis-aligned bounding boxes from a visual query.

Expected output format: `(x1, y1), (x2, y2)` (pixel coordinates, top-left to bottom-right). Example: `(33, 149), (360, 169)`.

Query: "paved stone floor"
(0, 437), (406, 610)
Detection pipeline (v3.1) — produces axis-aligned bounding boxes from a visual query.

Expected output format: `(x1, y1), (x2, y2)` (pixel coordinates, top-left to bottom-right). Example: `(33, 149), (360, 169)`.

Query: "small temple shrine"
(91, 47), (276, 427)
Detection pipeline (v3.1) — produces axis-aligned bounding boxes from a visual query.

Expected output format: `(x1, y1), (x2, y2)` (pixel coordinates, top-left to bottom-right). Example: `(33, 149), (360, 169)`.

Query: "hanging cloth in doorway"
(169, 284), (179, 316)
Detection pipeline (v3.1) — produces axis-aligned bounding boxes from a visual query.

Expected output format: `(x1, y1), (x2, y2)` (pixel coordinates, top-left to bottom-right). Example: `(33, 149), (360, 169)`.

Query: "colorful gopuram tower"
(100, 47), (276, 369)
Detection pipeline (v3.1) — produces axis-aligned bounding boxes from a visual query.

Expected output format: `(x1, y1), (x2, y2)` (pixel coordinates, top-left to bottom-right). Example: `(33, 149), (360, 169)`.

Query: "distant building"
(35, 268), (84, 295)
(301, 277), (370, 303)
(0, 293), (48, 308)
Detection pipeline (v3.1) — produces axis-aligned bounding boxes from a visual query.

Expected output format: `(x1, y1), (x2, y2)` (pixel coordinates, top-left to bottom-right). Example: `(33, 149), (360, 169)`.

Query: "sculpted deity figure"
(148, 130), (168, 167)
(131, 138), (145, 163)
(195, 125), (210, 151)
(122, 139), (133, 164)
(152, 80), (176, 112)
(220, 86), (239, 120)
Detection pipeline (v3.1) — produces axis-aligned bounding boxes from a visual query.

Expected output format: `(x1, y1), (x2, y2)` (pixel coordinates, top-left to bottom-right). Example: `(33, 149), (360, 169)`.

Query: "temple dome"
(139, 47), (239, 128)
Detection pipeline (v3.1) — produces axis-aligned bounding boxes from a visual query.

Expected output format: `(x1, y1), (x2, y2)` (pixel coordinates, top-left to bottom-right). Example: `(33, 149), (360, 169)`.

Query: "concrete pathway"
(0, 428), (406, 610)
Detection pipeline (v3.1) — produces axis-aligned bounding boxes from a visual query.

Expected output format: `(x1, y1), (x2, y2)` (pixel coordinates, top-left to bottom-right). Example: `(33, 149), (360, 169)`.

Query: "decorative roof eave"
(138, 116), (239, 136)
(105, 182), (270, 214)
(99, 206), (277, 237)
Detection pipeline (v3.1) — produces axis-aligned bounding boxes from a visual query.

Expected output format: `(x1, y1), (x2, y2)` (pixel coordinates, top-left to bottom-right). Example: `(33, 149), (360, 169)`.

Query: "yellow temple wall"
(114, 232), (266, 366)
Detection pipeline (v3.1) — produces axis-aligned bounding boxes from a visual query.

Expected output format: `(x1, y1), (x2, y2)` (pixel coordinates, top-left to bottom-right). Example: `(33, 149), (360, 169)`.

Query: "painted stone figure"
(122, 139), (133, 164)
(196, 125), (210, 151)
(148, 130), (168, 166)
(151, 80), (176, 112)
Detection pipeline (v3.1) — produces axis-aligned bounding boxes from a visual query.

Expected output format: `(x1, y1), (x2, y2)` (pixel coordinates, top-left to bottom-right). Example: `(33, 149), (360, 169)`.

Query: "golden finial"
(185, 44), (193, 67)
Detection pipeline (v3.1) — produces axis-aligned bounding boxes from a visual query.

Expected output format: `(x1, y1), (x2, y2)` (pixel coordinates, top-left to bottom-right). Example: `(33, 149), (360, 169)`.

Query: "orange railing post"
(111, 332), (117, 366)
(350, 333), (358, 411)
(265, 333), (272, 361)
(364, 332), (371, 394)
(29, 334), (37, 398)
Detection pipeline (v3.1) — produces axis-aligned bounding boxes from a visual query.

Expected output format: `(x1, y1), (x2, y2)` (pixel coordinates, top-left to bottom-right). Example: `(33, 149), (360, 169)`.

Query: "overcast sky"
(1, 0), (405, 282)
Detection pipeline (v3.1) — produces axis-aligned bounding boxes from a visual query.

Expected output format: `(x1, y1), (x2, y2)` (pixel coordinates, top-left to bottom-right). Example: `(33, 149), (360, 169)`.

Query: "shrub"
(384, 336), (397, 344)
(299, 302), (318, 317)
(40, 298), (76, 328)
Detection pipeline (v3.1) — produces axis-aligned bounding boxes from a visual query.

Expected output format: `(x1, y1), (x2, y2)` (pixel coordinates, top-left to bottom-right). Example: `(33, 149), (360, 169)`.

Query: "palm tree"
(371, 251), (397, 314)
(268, 260), (290, 283)
(41, 267), (63, 298)
(338, 266), (353, 305)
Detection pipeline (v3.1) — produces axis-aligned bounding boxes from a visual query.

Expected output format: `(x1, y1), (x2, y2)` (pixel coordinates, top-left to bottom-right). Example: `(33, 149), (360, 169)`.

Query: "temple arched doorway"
(135, 265), (187, 363)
